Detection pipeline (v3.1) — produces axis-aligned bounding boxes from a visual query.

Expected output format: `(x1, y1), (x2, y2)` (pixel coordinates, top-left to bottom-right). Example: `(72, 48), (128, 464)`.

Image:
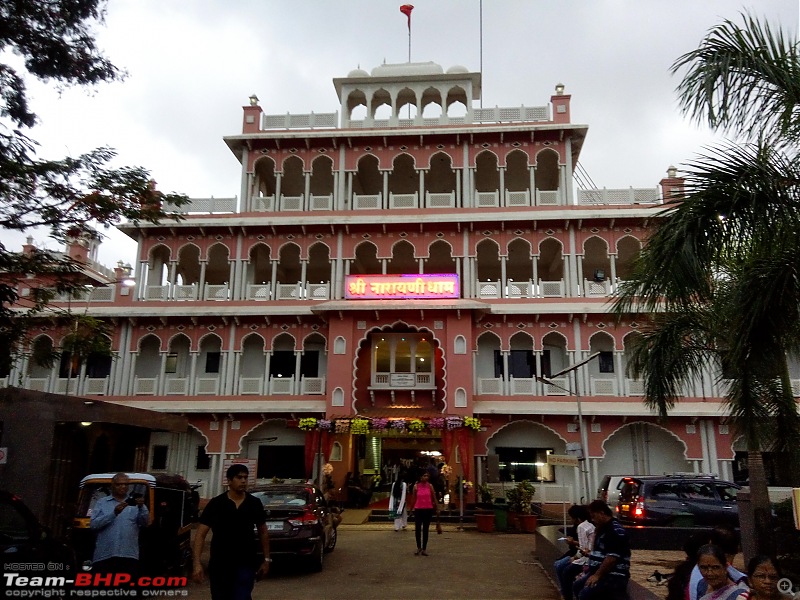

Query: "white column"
(304, 171), (311, 211)
(502, 351), (510, 395)
(300, 259), (308, 298)
(270, 260), (278, 299)
(337, 145), (346, 210)
(499, 166), (506, 207)
(225, 326), (237, 395)
(335, 232), (344, 299)
(500, 255), (507, 298)
(158, 352), (168, 395)
(609, 253), (618, 287)
(294, 351), (302, 395)
(227, 261), (235, 300)
(264, 352), (272, 394)
(529, 165), (536, 206)
(128, 353), (138, 396)
(275, 172), (282, 208)
(198, 261), (207, 300)
(382, 171), (388, 210)
(565, 137), (575, 205)
(419, 170), (425, 208)
(614, 351), (625, 395)
(232, 351), (242, 395)
(239, 147), (250, 211)
(189, 352), (198, 395)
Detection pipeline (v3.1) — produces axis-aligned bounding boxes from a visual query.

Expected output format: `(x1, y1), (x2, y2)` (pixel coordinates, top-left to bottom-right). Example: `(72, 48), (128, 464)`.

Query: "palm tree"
(614, 13), (800, 556)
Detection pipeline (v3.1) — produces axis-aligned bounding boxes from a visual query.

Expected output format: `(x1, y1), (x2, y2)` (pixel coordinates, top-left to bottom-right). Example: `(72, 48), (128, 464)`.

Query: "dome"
(446, 65), (469, 74)
(371, 61), (444, 77)
(347, 68), (370, 78)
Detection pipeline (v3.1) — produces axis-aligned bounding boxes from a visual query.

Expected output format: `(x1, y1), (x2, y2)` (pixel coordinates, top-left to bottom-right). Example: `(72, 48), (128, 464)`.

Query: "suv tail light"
(633, 500), (645, 519)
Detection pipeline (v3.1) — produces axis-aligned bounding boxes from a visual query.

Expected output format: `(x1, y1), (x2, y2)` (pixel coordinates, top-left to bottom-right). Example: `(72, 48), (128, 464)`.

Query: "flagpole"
(408, 21), (411, 63)
(479, 0), (483, 109)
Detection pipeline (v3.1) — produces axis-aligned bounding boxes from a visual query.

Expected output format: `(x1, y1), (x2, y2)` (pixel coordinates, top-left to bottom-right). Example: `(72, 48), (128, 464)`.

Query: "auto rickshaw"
(70, 472), (197, 574)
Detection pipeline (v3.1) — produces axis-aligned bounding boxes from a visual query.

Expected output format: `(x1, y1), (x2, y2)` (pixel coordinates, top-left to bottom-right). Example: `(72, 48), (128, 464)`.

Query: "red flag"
(400, 4), (414, 31)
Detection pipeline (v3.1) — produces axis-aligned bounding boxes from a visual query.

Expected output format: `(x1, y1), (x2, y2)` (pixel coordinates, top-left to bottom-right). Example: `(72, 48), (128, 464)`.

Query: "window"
(681, 482), (715, 499)
(85, 352), (112, 378)
(716, 485), (738, 502)
(599, 351), (614, 373)
(205, 352), (221, 374)
(493, 350), (504, 378)
(195, 445), (211, 470)
(509, 350), (534, 378)
(540, 350), (551, 378)
(651, 482), (681, 498)
(164, 353), (178, 374)
(495, 447), (555, 483)
(58, 352), (79, 378)
(151, 445), (168, 470)
(300, 351), (319, 378)
(270, 351), (295, 378)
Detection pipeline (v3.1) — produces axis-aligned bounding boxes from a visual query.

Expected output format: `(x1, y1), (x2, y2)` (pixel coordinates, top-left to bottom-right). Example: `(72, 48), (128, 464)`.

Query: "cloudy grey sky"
(19, 0), (800, 266)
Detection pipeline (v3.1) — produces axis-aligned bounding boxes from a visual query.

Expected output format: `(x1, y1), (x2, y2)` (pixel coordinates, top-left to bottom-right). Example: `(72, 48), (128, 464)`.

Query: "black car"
(616, 475), (740, 527)
(250, 484), (341, 572)
(0, 490), (75, 570)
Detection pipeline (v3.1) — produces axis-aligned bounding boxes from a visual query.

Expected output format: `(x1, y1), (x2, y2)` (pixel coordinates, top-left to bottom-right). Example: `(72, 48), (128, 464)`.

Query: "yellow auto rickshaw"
(70, 472), (197, 575)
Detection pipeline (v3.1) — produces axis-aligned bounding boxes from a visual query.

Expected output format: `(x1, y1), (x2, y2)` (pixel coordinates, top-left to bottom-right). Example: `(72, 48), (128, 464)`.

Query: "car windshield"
(253, 489), (311, 508)
(76, 482), (150, 517)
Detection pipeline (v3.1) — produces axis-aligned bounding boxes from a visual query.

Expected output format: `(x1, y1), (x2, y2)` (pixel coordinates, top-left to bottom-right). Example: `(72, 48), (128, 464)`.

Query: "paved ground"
(185, 522), (562, 599)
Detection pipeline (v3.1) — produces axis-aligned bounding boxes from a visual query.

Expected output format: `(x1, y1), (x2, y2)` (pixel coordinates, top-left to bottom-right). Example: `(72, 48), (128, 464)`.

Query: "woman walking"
(389, 473), (408, 531)
(409, 471), (440, 556)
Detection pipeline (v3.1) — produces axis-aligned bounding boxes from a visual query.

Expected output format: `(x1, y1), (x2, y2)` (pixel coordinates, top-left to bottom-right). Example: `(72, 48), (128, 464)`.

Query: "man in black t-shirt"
(192, 464), (270, 600)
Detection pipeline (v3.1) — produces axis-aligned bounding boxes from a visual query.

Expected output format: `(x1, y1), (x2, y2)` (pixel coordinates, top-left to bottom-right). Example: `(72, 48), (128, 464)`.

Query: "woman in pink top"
(409, 471), (440, 556)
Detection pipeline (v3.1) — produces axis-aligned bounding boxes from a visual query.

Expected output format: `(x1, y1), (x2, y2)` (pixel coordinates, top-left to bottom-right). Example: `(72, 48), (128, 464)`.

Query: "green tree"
(0, 1), (186, 364)
(615, 13), (800, 556)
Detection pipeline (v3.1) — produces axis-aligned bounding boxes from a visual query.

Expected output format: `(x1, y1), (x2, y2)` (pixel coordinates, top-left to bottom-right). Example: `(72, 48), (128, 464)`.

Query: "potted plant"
(506, 480), (537, 532)
(473, 482), (495, 532)
(477, 483), (494, 509)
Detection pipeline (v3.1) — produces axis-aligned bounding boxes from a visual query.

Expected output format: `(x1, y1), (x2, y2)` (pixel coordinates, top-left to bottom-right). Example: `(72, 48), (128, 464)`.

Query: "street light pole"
(539, 352), (601, 504)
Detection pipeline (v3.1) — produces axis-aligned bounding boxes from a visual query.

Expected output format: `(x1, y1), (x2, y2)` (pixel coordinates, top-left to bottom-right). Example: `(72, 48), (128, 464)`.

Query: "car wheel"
(324, 527), (337, 553)
(308, 540), (324, 572)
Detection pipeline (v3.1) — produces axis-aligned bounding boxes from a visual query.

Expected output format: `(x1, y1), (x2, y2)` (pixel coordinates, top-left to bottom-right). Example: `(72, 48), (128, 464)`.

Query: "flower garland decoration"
(428, 417), (445, 430)
(463, 416), (482, 431)
(440, 464), (453, 478)
(350, 418), (370, 435)
(294, 415), (484, 433)
(322, 463), (334, 476)
(462, 480), (474, 493)
(445, 416), (464, 430)
(298, 417), (318, 431)
(407, 419), (425, 433)
(371, 418), (389, 430)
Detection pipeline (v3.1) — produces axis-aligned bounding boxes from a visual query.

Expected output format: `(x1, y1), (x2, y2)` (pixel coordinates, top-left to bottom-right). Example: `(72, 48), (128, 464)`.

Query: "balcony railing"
(163, 197), (237, 213)
(370, 372), (435, 389)
(577, 187), (661, 206)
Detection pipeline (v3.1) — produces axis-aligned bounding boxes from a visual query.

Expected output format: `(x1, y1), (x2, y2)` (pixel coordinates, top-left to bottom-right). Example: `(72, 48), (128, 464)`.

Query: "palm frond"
(671, 12), (800, 146)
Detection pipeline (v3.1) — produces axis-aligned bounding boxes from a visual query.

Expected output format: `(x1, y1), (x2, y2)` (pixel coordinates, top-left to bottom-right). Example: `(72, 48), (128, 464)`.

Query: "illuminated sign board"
(345, 274), (459, 300)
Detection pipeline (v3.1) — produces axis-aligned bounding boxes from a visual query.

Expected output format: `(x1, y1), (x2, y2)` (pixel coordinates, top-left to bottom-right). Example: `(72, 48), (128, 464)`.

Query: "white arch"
(599, 420), (689, 460)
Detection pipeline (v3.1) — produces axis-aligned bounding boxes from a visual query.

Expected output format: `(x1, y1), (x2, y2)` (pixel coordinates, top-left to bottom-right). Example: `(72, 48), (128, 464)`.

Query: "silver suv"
(616, 475), (740, 527)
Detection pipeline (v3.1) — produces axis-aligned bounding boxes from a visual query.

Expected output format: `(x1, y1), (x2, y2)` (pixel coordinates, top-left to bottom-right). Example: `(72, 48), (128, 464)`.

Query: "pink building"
(6, 62), (770, 501)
